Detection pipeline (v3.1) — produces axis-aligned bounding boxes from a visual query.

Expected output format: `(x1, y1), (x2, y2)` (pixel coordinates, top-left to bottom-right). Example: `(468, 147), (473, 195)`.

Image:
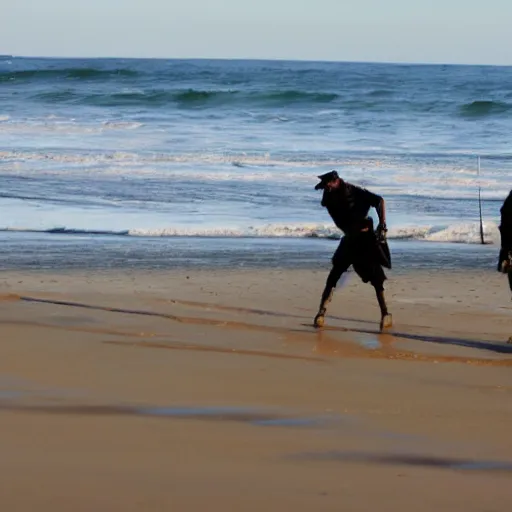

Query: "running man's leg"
(313, 265), (346, 327)
(314, 238), (351, 328)
(373, 282), (392, 331)
(352, 232), (392, 331)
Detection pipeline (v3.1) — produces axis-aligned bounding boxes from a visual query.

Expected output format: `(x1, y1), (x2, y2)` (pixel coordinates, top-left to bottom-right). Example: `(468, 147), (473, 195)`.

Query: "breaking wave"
(459, 100), (512, 118)
(0, 221), (501, 244)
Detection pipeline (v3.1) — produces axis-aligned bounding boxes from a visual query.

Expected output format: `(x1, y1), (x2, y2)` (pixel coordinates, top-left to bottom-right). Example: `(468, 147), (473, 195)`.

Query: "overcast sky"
(2, 0), (510, 65)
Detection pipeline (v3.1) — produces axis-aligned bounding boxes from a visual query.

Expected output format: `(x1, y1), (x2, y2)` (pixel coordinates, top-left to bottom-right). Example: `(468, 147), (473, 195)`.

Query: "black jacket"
(321, 181), (383, 235)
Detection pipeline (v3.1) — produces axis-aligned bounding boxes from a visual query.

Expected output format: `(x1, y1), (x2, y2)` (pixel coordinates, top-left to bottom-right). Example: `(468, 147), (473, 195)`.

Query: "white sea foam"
(129, 221), (501, 244)
(101, 121), (144, 130)
(0, 148), (508, 197)
(423, 221), (500, 244)
(1, 221), (500, 244)
(0, 148), (500, 172)
(0, 118), (143, 134)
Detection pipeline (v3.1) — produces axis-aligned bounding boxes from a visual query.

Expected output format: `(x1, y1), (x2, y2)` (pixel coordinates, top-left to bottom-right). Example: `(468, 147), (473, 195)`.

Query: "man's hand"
(375, 199), (387, 239)
(376, 223), (388, 240)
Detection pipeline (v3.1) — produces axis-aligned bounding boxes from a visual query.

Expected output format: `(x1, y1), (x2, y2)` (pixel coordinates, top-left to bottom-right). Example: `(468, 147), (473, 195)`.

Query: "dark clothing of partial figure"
(499, 191), (512, 251)
(322, 181), (387, 289)
(498, 190), (512, 291)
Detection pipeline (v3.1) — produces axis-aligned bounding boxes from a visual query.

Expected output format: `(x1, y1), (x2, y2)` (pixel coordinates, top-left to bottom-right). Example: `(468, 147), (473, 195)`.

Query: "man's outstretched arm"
(375, 197), (387, 231)
(356, 185), (386, 230)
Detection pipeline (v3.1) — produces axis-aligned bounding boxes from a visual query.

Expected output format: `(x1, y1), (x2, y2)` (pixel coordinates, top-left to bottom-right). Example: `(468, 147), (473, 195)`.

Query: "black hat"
(315, 170), (339, 190)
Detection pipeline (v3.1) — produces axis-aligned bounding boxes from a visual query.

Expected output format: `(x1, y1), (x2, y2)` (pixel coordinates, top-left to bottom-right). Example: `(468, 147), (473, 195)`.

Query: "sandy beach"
(0, 267), (511, 511)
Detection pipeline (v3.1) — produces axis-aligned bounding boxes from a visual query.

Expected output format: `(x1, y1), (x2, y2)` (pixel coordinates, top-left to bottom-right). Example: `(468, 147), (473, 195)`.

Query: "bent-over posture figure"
(313, 171), (392, 331)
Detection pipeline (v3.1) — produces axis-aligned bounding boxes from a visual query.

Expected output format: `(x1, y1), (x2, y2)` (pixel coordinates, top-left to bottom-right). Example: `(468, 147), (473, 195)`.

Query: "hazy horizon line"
(2, 53), (511, 68)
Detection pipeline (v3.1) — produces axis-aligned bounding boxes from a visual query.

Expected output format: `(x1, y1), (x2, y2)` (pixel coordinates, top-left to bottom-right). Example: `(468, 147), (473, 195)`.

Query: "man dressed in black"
(313, 170), (392, 331)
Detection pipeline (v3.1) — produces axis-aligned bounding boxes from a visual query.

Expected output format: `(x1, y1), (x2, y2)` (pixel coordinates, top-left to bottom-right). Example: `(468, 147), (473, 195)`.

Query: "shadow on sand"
(17, 295), (512, 356)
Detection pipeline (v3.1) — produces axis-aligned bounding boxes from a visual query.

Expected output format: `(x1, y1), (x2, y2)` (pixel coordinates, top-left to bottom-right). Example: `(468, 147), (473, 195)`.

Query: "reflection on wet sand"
(4, 394), (510, 474)
(291, 450), (512, 472)
(311, 329), (512, 367)
(0, 401), (342, 428)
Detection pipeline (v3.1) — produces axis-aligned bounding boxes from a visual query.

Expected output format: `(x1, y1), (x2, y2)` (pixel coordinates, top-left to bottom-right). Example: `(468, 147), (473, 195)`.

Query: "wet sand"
(1, 268), (512, 511)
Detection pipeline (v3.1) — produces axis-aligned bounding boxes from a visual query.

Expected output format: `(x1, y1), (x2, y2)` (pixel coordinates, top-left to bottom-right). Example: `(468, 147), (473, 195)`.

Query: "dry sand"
(1, 267), (512, 511)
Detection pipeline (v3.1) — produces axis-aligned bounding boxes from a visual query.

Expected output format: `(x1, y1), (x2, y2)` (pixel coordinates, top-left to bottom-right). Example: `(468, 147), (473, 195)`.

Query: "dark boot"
(313, 266), (343, 328)
(375, 287), (392, 331)
(380, 313), (393, 331)
(313, 287), (334, 328)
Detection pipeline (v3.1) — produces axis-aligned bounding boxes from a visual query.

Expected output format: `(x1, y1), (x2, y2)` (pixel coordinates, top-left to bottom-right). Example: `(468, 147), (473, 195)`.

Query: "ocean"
(1, 56), (511, 270)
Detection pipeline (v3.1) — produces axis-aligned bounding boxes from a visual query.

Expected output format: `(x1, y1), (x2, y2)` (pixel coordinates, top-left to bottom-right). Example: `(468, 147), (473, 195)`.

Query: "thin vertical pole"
(478, 156), (485, 244)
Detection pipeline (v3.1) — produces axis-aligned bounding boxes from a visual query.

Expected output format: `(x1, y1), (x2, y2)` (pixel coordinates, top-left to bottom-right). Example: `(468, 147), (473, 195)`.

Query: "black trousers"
(330, 231), (387, 291)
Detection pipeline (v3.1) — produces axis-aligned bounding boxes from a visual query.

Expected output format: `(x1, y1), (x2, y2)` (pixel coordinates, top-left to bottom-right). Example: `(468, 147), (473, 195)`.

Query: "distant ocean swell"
(0, 221), (501, 245)
(3, 60), (511, 118)
(0, 67), (139, 82)
(29, 89), (341, 108)
(22, 89), (510, 117)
